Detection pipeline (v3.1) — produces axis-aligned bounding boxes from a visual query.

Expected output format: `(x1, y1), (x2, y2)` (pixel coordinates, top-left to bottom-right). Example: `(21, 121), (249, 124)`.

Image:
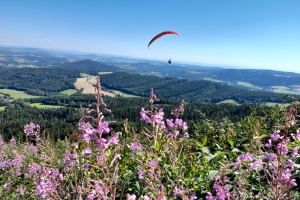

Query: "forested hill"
(55, 59), (121, 75)
(100, 71), (291, 104)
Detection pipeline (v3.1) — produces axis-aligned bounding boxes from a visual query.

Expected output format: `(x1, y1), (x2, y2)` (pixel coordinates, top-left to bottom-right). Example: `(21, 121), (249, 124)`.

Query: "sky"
(0, 0), (299, 72)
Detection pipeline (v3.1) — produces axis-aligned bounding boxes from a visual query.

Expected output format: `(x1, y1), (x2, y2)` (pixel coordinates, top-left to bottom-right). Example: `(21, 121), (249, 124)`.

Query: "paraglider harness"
(168, 59), (171, 64)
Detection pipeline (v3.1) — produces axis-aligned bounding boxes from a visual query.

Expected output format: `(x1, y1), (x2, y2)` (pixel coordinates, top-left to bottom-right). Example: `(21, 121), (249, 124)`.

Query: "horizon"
(0, 0), (299, 73)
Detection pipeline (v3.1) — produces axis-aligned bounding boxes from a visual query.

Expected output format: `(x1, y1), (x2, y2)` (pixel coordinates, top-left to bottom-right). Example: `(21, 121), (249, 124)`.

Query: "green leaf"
(228, 139), (234, 147)
(202, 135), (208, 145)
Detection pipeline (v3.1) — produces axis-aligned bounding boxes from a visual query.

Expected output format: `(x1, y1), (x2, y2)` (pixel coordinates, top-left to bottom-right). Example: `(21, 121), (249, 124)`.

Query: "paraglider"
(148, 31), (179, 64)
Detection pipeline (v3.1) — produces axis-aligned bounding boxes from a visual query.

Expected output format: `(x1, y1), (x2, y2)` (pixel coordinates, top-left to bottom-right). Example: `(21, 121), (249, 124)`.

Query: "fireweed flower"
(24, 122), (39, 136)
(150, 160), (158, 168)
(265, 139), (272, 149)
(140, 108), (151, 123)
(137, 168), (143, 181)
(184, 132), (189, 138)
(270, 130), (280, 141)
(292, 148), (298, 157)
(96, 138), (108, 150)
(63, 151), (78, 167)
(127, 194), (137, 200)
(190, 193), (197, 200)
(173, 186), (182, 196)
(166, 119), (174, 128)
(108, 132), (119, 145)
(83, 160), (89, 169)
(130, 141), (142, 152)
(98, 121), (110, 133)
(83, 147), (92, 157)
(277, 143), (288, 155)
(249, 159), (263, 170)
(10, 137), (16, 145)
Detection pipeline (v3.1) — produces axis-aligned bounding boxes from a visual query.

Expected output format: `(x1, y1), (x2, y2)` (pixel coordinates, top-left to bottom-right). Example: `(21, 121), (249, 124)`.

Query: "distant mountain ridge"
(1, 45), (300, 96)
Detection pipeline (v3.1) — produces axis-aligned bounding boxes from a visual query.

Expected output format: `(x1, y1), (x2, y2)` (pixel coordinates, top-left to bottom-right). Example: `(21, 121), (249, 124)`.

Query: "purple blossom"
(166, 119), (174, 128)
(249, 159), (263, 170)
(277, 143), (288, 155)
(63, 151), (78, 167)
(206, 192), (213, 200)
(83, 147), (92, 157)
(127, 194), (136, 200)
(98, 121), (110, 133)
(10, 137), (16, 145)
(270, 130), (280, 141)
(24, 122), (39, 136)
(108, 132), (119, 145)
(184, 132), (189, 138)
(190, 193), (197, 200)
(137, 168), (143, 180)
(182, 121), (188, 130)
(292, 148), (298, 157)
(265, 139), (272, 149)
(150, 160), (158, 168)
(130, 141), (142, 152)
(83, 160), (89, 169)
(96, 138), (108, 150)
(140, 108), (151, 123)
(173, 186), (182, 196)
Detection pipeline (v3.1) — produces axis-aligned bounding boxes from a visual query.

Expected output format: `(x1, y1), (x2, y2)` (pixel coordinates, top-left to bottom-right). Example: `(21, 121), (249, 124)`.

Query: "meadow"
(1, 76), (299, 199)
(0, 89), (40, 99)
(30, 103), (62, 108)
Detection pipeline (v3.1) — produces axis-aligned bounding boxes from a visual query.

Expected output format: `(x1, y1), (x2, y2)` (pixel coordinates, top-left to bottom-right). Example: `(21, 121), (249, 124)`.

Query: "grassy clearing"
(98, 72), (113, 75)
(217, 99), (239, 104)
(271, 86), (300, 95)
(60, 89), (78, 95)
(30, 103), (62, 108)
(0, 89), (39, 99)
(203, 77), (224, 83)
(110, 90), (141, 97)
(0, 106), (5, 111)
(264, 102), (290, 107)
(237, 81), (262, 90)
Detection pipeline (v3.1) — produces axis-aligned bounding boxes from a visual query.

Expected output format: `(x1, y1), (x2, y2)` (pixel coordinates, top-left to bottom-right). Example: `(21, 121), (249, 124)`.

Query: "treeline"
(0, 94), (263, 142)
(0, 68), (80, 95)
(100, 72), (291, 103)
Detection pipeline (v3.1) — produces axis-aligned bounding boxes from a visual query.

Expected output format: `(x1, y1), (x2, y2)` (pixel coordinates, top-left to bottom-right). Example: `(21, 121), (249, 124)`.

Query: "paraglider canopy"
(148, 31), (180, 49)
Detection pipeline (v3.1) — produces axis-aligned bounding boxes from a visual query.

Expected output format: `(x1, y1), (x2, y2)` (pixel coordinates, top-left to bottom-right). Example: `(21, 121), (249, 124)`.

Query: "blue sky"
(0, 0), (299, 72)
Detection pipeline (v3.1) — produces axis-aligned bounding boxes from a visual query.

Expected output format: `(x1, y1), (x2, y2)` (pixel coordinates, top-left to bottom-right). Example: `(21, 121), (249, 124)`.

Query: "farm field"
(0, 89), (40, 99)
(237, 81), (262, 90)
(0, 106), (5, 111)
(30, 103), (62, 108)
(217, 99), (239, 104)
(203, 77), (224, 83)
(110, 90), (141, 98)
(264, 102), (290, 107)
(271, 86), (300, 95)
(74, 77), (115, 97)
(60, 89), (78, 95)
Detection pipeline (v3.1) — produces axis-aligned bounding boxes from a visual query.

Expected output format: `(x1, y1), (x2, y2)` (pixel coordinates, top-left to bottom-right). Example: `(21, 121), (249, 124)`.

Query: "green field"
(0, 106), (5, 111)
(217, 99), (239, 104)
(264, 102), (290, 107)
(237, 81), (262, 90)
(30, 103), (62, 108)
(271, 86), (300, 95)
(60, 89), (78, 95)
(0, 89), (40, 99)
(203, 77), (224, 83)
(110, 90), (141, 98)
